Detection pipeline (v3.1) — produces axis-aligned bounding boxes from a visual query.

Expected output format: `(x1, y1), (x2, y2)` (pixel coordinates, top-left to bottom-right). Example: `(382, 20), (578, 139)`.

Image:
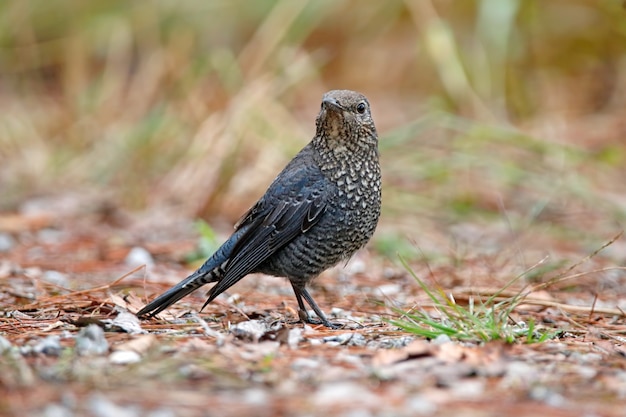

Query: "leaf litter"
(1, 200), (626, 417)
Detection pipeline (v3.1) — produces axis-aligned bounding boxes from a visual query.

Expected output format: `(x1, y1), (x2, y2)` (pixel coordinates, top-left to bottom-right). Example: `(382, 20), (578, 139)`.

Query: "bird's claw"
(298, 309), (342, 329)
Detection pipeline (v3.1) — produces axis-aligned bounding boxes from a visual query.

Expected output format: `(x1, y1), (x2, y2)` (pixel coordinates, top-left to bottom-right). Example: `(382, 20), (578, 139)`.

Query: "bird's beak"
(322, 96), (344, 111)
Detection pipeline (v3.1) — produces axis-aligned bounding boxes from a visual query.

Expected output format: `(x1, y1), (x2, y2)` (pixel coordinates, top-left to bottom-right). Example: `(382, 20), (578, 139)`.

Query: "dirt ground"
(1, 195), (626, 417)
(2, 4), (626, 415)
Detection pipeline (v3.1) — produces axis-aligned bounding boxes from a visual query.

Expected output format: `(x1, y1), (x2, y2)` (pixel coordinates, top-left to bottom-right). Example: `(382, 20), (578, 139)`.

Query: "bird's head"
(314, 90), (378, 154)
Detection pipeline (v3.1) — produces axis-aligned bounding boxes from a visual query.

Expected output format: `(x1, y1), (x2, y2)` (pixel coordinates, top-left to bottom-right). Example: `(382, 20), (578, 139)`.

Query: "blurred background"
(1, 0), (625, 272)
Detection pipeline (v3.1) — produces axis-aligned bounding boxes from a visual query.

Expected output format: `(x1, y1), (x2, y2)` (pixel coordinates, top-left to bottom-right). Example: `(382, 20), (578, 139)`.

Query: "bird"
(136, 90), (381, 328)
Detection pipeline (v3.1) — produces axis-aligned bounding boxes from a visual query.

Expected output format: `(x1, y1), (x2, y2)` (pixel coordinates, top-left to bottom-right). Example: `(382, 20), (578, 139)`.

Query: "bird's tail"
(135, 267), (223, 317)
(136, 229), (244, 317)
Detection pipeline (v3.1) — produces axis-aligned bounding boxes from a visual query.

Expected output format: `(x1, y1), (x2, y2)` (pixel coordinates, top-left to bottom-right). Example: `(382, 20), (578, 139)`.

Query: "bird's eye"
(356, 102), (367, 114)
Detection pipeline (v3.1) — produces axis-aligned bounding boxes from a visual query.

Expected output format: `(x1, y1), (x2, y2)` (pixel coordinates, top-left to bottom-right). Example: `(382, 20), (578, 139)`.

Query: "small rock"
(406, 395), (438, 415)
(344, 257), (366, 274)
(42, 270), (69, 287)
(230, 320), (269, 342)
(0, 233), (15, 252)
(502, 361), (538, 388)
(347, 333), (367, 346)
(124, 247), (154, 267)
(0, 335), (13, 353)
(374, 336), (415, 349)
(309, 338), (323, 346)
(570, 352), (603, 364)
(104, 311), (145, 334)
(376, 284), (401, 296)
(323, 332), (351, 345)
(109, 350), (141, 365)
(287, 327), (304, 349)
(23, 266), (43, 279)
(33, 335), (62, 356)
(576, 365), (597, 379)
(291, 357), (321, 370)
(331, 307), (348, 317)
(433, 334), (452, 345)
(450, 379), (486, 398)
(529, 385), (565, 407)
(323, 332), (365, 346)
(0, 261), (12, 279)
(75, 324), (109, 356)
(37, 228), (64, 244)
(242, 388), (268, 406)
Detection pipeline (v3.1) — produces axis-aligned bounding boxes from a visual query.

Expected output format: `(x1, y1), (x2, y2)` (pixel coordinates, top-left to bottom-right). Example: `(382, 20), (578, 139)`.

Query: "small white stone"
(105, 311), (145, 335)
(287, 327), (303, 349)
(376, 284), (401, 296)
(75, 324), (109, 356)
(433, 334), (452, 345)
(109, 350), (141, 365)
(42, 270), (69, 287)
(124, 247), (154, 267)
(0, 233), (15, 252)
(230, 319), (268, 342)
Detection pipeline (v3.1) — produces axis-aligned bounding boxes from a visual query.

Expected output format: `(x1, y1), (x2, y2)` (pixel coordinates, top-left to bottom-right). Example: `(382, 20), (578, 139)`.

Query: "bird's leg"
(291, 285), (310, 323)
(291, 284), (341, 329)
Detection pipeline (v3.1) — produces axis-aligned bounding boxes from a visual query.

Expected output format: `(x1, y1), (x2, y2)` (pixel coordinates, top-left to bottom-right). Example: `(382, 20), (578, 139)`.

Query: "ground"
(1, 194), (626, 417)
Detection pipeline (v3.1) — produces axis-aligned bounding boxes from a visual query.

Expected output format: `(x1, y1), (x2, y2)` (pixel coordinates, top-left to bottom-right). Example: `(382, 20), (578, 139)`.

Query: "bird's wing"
(201, 189), (327, 308)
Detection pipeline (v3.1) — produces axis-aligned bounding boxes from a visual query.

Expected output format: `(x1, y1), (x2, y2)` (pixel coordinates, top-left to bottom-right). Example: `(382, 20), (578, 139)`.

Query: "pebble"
(323, 333), (367, 346)
(109, 350), (141, 365)
(576, 365), (598, 379)
(529, 385), (566, 407)
(0, 233), (15, 252)
(330, 307), (348, 317)
(105, 311), (145, 334)
(242, 388), (268, 406)
(33, 335), (63, 356)
(376, 284), (402, 296)
(42, 270), (69, 287)
(0, 335), (12, 353)
(323, 332), (355, 345)
(344, 257), (366, 274)
(230, 319), (269, 342)
(432, 334), (452, 345)
(370, 336), (415, 349)
(287, 327), (303, 349)
(37, 228), (65, 244)
(75, 324), (109, 356)
(124, 247), (154, 267)
(291, 357), (321, 370)
(570, 352), (603, 364)
(406, 395), (438, 415)
(502, 361), (538, 388)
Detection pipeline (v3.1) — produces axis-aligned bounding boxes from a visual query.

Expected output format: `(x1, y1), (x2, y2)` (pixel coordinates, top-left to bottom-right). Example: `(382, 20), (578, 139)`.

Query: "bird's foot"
(298, 309), (342, 329)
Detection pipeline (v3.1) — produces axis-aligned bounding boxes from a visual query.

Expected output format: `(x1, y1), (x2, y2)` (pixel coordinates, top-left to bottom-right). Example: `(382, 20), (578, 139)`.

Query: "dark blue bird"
(137, 90), (381, 328)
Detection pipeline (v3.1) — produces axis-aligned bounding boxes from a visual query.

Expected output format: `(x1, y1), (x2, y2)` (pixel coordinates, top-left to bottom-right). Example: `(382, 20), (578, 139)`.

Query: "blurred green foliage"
(1, 0), (625, 262)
